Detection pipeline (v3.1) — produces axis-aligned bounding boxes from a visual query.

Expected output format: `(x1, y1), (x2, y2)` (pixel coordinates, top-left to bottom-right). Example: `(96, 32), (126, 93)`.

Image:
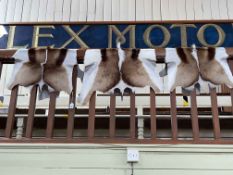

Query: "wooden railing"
(0, 51), (233, 144)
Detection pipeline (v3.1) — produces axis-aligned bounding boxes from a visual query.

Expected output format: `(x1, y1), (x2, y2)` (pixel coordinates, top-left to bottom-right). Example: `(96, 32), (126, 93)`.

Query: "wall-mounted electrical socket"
(127, 149), (139, 162)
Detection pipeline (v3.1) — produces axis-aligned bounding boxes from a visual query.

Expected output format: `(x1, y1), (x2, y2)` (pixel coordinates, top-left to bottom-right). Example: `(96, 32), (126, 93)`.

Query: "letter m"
(108, 25), (135, 48)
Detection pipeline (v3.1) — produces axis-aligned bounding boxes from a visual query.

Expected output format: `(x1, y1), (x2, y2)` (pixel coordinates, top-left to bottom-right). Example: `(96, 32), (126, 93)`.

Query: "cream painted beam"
(2, 0), (233, 23)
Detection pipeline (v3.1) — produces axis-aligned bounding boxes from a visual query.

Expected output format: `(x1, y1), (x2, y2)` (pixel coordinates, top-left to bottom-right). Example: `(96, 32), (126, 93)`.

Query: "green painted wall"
(0, 144), (233, 175)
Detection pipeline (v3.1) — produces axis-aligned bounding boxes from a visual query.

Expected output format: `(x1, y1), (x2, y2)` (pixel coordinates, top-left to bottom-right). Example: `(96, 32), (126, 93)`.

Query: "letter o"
(143, 25), (171, 48)
(197, 24), (225, 47)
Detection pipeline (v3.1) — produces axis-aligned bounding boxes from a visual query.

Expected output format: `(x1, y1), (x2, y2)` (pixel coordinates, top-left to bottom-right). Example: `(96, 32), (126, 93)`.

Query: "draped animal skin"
(196, 47), (233, 88)
(78, 47), (163, 104)
(165, 48), (199, 92)
(44, 48), (78, 94)
(8, 48), (46, 89)
(120, 48), (163, 92)
(8, 48), (78, 99)
(78, 49), (121, 104)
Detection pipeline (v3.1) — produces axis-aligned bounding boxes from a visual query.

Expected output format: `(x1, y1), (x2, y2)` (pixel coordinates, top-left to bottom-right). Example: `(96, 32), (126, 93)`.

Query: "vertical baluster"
(210, 88), (221, 140)
(0, 62), (2, 77)
(25, 85), (38, 138)
(170, 89), (178, 140)
(231, 89), (233, 115)
(88, 92), (96, 138)
(46, 91), (57, 138)
(190, 90), (199, 141)
(5, 86), (19, 138)
(0, 62), (3, 130)
(228, 59), (233, 116)
(130, 92), (136, 139)
(67, 65), (78, 139)
(109, 94), (116, 138)
(150, 88), (157, 139)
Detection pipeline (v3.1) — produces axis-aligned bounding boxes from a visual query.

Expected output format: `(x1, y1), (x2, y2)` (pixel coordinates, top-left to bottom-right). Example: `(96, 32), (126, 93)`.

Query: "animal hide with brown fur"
(8, 48), (78, 99)
(196, 47), (233, 89)
(120, 48), (162, 92)
(165, 48), (199, 92)
(78, 47), (163, 104)
(78, 49), (121, 104)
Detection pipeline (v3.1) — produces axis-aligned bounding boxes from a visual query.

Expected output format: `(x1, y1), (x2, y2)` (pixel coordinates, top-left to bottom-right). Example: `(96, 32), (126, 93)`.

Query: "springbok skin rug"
(196, 47), (233, 89)
(8, 48), (78, 99)
(165, 48), (199, 92)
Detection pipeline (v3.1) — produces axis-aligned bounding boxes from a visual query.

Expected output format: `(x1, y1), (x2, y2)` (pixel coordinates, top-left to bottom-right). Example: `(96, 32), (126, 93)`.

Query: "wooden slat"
(21, 0), (32, 22)
(152, 0), (161, 21)
(170, 89), (178, 140)
(79, 0), (88, 21)
(25, 85), (38, 138)
(161, 0), (170, 20)
(45, 0), (55, 21)
(87, 0), (96, 21)
(186, 0), (195, 20)
(231, 89), (233, 114)
(67, 65), (78, 139)
(95, 0), (104, 21)
(136, 0), (145, 20)
(103, 0), (112, 21)
(46, 91), (57, 138)
(38, 0), (48, 22)
(177, 0), (186, 20)
(0, 62), (2, 77)
(150, 88), (157, 139)
(111, 0), (120, 21)
(120, 0), (128, 21)
(88, 91), (96, 138)
(13, 0), (24, 22)
(190, 90), (199, 141)
(70, 0), (80, 21)
(144, 0), (153, 20)
(5, 0), (16, 23)
(201, 0), (212, 20)
(62, 0), (71, 21)
(128, 0), (136, 21)
(210, 88), (221, 140)
(193, 0), (203, 20)
(228, 60), (233, 114)
(168, 0), (178, 20)
(130, 92), (136, 139)
(5, 85), (18, 138)
(54, 0), (64, 21)
(227, 0), (233, 19)
(219, 0), (228, 19)
(30, 0), (40, 22)
(0, 65), (7, 96)
(109, 94), (116, 138)
(210, 0), (220, 20)
(0, 0), (8, 23)
(4, 138), (233, 144)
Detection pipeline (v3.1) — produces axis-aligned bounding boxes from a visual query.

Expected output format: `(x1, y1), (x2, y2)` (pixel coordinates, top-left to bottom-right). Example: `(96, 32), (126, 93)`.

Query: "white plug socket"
(127, 149), (139, 162)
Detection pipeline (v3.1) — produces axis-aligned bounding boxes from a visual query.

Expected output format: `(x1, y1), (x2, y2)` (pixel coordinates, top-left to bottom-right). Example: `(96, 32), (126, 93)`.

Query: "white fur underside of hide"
(165, 48), (181, 64)
(7, 50), (30, 89)
(138, 49), (156, 61)
(215, 47), (233, 88)
(167, 62), (177, 91)
(61, 50), (78, 94)
(117, 46), (125, 69)
(138, 52), (163, 92)
(78, 50), (102, 104)
(84, 49), (102, 66)
(165, 48), (180, 91)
